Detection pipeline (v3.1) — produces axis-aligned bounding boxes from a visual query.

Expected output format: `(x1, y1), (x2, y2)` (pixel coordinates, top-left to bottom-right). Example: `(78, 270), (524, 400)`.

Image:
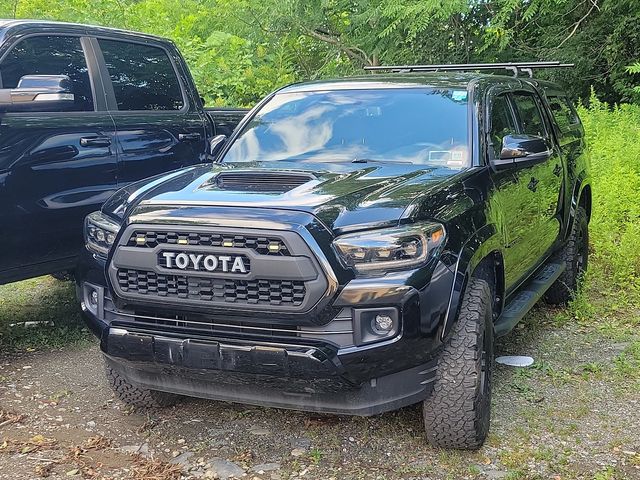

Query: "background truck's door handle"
(80, 136), (111, 147)
(178, 133), (202, 141)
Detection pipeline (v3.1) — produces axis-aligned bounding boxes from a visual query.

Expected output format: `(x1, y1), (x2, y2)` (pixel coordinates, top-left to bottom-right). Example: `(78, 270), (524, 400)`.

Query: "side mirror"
(491, 134), (552, 170)
(208, 134), (227, 160)
(0, 75), (75, 112)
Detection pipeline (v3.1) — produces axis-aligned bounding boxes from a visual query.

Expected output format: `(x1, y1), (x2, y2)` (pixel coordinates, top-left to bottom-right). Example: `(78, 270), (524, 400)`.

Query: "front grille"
(127, 230), (291, 256)
(117, 269), (306, 307)
(127, 310), (300, 341)
(110, 224), (331, 314)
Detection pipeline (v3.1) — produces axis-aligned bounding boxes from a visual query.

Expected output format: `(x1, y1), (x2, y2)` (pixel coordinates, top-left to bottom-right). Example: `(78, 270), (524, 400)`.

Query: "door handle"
(527, 177), (539, 192)
(178, 132), (202, 142)
(80, 136), (112, 147)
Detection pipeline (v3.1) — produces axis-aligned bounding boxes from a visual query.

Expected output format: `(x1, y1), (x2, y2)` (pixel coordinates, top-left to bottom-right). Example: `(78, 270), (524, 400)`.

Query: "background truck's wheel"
(104, 360), (179, 408)
(50, 270), (74, 281)
(423, 277), (494, 450)
(544, 206), (589, 305)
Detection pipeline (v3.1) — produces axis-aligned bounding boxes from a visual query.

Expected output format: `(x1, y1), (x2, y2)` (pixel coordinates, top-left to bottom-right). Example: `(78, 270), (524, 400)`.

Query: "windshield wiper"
(351, 158), (412, 164)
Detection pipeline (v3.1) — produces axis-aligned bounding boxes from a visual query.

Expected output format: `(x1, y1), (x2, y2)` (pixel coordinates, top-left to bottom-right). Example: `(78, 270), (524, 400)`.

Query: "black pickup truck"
(76, 63), (591, 449)
(0, 20), (247, 285)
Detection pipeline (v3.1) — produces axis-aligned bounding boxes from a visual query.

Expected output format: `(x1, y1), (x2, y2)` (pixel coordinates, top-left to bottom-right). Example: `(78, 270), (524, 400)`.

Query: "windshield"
(222, 88), (470, 167)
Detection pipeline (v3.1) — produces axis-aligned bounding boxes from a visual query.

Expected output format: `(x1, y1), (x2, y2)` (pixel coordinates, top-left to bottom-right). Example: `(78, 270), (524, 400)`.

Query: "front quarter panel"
(402, 167), (502, 340)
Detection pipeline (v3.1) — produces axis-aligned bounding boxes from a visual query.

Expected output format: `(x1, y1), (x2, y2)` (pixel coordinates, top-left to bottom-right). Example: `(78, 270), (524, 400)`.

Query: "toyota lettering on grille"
(161, 252), (248, 274)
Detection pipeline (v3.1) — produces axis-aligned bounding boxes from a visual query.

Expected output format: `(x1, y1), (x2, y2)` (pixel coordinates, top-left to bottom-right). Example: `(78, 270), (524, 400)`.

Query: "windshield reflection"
(223, 88), (470, 168)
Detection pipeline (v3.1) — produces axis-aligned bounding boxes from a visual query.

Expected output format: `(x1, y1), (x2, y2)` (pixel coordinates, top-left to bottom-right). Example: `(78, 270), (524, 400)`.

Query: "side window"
(0, 35), (94, 111)
(489, 94), (517, 159)
(98, 39), (184, 111)
(511, 92), (547, 138)
(548, 95), (579, 133)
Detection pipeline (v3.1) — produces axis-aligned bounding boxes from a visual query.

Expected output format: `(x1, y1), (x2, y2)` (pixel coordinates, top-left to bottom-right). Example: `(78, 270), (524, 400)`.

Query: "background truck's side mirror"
(491, 134), (552, 170)
(208, 134), (228, 160)
(0, 74), (75, 112)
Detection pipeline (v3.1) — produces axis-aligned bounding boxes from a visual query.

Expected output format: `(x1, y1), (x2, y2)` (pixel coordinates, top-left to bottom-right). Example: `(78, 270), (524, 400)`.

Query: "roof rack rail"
(364, 61), (574, 77)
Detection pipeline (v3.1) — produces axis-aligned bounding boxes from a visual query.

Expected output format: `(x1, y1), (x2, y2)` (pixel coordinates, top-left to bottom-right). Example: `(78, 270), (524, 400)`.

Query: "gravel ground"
(1, 306), (639, 480)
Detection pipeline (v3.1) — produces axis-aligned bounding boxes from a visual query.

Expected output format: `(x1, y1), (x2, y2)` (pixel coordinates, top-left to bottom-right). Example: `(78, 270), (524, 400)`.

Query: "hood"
(103, 161), (465, 233)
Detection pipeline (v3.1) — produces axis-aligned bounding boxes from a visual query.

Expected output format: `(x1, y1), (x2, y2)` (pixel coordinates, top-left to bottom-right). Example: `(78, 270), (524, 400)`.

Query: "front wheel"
(422, 277), (494, 450)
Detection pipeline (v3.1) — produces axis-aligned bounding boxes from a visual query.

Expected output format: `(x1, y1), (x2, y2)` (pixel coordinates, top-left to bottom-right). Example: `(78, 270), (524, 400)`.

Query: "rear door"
(0, 34), (117, 279)
(545, 93), (585, 174)
(93, 37), (207, 185)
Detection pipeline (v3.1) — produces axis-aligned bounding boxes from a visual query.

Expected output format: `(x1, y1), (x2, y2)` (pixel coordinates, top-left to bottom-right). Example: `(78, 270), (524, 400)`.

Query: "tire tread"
(104, 362), (178, 409)
(423, 277), (493, 450)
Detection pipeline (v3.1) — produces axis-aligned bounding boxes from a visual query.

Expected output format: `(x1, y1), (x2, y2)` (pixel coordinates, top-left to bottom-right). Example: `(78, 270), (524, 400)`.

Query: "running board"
(494, 262), (565, 337)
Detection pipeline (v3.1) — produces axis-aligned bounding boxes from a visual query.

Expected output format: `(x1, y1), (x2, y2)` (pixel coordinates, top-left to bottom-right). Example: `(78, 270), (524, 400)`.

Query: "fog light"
(373, 314), (394, 334)
(90, 290), (99, 306)
(353, 307), (398, 346)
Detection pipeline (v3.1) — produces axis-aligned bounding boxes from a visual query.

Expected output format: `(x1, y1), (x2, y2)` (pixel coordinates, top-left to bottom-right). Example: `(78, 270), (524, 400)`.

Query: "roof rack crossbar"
(364, 62), (574, 77)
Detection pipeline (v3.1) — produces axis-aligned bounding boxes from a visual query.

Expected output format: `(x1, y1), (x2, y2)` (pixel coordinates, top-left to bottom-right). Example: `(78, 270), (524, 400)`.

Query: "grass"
(0, 276), (90, 352)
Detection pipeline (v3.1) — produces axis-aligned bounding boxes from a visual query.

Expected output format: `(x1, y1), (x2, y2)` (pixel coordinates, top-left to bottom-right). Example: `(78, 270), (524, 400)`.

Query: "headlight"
(85, 211), (120, 255)
(333, 223), (446, 274)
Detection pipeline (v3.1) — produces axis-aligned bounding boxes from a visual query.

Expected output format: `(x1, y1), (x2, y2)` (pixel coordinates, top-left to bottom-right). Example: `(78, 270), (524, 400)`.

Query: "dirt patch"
(1, 310), (639, 479)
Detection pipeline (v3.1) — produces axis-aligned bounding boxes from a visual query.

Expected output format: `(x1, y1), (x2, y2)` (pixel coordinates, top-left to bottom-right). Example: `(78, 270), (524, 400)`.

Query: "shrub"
(577, 96), (640, 308)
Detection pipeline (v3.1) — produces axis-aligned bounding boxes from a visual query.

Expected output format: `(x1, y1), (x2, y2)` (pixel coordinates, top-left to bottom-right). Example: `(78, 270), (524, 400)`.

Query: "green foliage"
(627, 62), (640, 94)
(613, 341), (640, 379)
(5, 0), (640, 105)
(561, 96), (640, 341)
(578, 97), (640, 295)
(181, 31), (295, 107)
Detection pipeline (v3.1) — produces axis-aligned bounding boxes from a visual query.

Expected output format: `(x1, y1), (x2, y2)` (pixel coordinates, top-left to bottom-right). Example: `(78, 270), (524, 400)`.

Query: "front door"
(510, 91), (564, 261)
(0, 34), (117, 280)
(94, 37), (207, 186)
(486, 92), (543, 291)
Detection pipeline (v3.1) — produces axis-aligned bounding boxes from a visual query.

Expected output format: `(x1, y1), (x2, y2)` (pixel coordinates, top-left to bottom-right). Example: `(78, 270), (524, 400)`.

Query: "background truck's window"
(512, 92), (547, 138)
(489, 94), (517, 159)
(223, 88), (470, 168)
(0, 35), (94, 111)
(548, 95), (580, 133)
(98, 39), (184, 111)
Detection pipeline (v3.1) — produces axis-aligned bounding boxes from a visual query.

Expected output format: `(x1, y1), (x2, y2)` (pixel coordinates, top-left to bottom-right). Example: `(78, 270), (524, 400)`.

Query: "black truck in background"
(0, 20), (247, 285)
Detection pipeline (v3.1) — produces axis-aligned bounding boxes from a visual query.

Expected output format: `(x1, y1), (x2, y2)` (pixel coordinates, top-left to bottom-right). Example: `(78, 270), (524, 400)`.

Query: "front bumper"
(103, 331), (437, 415)
(76, 208), (456, 415)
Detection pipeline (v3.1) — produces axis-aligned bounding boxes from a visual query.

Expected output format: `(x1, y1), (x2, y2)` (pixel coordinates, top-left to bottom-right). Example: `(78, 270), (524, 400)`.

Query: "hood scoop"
(214, 171), (316, 192)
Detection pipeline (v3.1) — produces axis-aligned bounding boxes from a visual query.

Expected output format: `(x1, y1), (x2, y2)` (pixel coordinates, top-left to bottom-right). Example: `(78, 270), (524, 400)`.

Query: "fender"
(440, 223), (502, 340)
(565, 172), (592, 239)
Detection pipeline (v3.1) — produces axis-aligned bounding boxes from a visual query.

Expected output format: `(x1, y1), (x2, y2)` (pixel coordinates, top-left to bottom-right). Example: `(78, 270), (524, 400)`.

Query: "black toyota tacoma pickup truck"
(76, 63), (591, 449)
(0, 20), (247, 285)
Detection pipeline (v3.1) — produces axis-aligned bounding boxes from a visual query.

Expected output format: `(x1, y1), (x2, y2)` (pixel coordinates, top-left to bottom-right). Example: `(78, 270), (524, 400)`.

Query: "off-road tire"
(104, 360), (179, 409)
(423, 277), (494, 450)
(544, 206), (589, 305)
